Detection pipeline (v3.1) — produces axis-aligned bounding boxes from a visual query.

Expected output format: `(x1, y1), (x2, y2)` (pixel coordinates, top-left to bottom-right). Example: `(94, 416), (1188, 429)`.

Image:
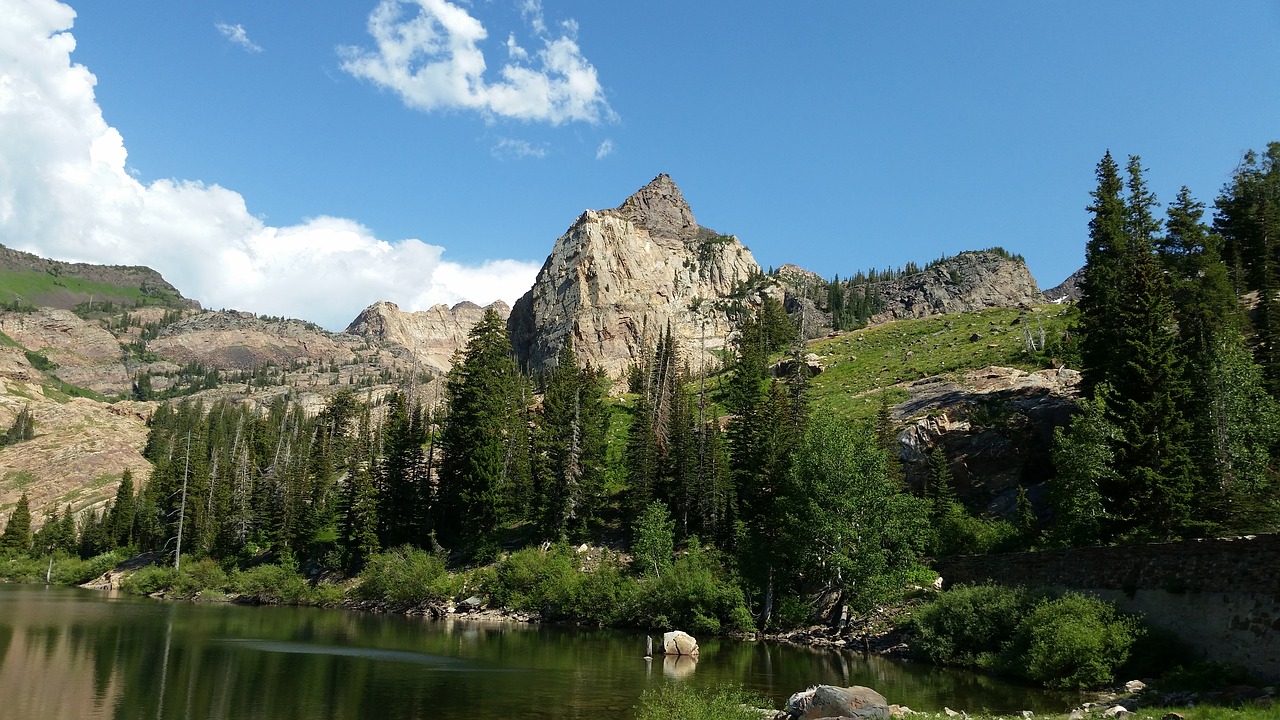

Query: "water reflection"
(0, 586), (1078, 720)
(662, 653), (697, 678)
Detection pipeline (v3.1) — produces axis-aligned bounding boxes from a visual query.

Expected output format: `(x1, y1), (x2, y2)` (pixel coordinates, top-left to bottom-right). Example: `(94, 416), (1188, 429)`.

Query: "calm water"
(0, 585), (1077, 719)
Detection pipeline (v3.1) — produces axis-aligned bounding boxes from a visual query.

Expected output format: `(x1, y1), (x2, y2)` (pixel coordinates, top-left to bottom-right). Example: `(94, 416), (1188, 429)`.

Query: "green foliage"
(168, 558), (229, 598)
(355, 546), (460, 605)
(23, 349), (56, 372)
(121, 564), (179, 595)
(635, 546), (754, 634)
(634, 684), (766, 720)
(1007, 592), (1143, 689)
(0, 493), (32, 554)
(0, 406), (35, 446)
(631, 501), (674, 577)
(229, 562), (337, 605)
(910, 584), (1040, 669)
(782, 419), (930, 611)
(911, 585), (1142, 689)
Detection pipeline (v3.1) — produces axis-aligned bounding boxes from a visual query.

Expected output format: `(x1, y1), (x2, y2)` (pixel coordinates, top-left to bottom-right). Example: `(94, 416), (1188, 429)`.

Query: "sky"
(1, 1), (1278, 330)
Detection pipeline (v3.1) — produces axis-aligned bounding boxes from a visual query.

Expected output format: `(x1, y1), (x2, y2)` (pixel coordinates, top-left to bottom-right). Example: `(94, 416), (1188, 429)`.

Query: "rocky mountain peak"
(509, 175), (764, 382)
(603, 173), (702, 245)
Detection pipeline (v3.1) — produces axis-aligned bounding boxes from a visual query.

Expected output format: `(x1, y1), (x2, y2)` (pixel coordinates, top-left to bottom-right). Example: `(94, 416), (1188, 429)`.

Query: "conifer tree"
(1077, 151), (1128, 395)
(107, 470), (136, 548)
(437, 308), (529, 552)
(534, 342), (609, 541)
(0, 493), (32, 555)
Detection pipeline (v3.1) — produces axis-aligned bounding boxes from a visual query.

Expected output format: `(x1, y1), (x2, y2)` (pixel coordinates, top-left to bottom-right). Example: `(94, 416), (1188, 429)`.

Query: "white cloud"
(595, 138), (613, 160)
(0, 0), (540, 330)
(215, 22), (263, 53)
(339, 0), (614, 125)
(491, 137), (547, 160)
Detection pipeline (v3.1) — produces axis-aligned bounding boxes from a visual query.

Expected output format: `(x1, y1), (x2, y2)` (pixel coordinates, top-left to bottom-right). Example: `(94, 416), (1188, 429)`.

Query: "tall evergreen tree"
(437, 308), (529, 553)
(1077, 151), (1128, 396)
(534, 342), (609, 541)
(0, 493), (32, 554)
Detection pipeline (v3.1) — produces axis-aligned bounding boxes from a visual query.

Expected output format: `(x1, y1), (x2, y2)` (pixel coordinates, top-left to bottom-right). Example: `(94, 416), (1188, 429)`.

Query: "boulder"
(662, 630), (699, 656)
(783, 685), (889, 720)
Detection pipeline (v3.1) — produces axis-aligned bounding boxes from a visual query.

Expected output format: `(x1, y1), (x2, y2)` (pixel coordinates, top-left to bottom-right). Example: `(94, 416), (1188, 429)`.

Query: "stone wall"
(931, 535), (1280, 680)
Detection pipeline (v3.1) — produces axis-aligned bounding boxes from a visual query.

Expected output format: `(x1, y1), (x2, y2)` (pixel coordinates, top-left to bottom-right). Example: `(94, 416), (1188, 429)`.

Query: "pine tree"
(0, 493), (32, 555)
(1077, 151), (1128, 395)
(535, 342), (609, 541)
(107, 470), (136, 548)
(341, 408), (380, 570)
(437, 309), (528, 553)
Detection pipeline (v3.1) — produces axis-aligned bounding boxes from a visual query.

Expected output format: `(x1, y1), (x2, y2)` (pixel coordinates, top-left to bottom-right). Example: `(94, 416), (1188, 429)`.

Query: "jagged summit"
(603, 173), (707, 245)
(508, 175), (765, 381)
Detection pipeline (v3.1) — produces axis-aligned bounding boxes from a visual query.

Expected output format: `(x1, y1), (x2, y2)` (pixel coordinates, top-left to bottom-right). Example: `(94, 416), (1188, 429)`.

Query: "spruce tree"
(1077, 151), (1128, 395)
(0, 493), (32, 555)
(437, 309), (528, 552)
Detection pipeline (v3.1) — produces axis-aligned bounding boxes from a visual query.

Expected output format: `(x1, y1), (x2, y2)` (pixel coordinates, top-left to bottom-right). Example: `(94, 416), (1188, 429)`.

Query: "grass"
(0, 268), (182, 309)
(634, 684), (767, 720)
(804, 305), (1076, 422)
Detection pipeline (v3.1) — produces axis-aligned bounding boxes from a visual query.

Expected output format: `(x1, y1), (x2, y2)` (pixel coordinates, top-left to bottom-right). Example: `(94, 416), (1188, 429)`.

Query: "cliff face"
(345, 300), (511, 375)
(507, 175), (762, 380)
(866, 251), (1043, 325)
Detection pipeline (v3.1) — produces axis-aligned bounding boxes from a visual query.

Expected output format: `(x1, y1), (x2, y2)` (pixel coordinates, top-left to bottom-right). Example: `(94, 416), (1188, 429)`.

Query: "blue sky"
(2, 0), (1278, 329)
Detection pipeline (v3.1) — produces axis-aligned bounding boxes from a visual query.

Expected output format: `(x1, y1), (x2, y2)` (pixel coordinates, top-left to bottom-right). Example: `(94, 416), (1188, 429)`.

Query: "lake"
(0, 585), (1077, 719)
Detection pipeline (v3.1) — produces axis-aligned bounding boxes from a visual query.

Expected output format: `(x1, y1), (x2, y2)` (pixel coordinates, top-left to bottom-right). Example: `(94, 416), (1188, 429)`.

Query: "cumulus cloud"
(215, 22), (262, 53)
(339, 0), (614, 125)
(0, 0), (540, 330)
(595, 138), (614, 160)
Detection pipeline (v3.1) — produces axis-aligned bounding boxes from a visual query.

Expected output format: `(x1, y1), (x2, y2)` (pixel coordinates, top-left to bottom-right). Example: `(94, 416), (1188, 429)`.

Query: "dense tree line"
(1053, 146), (1280, 544)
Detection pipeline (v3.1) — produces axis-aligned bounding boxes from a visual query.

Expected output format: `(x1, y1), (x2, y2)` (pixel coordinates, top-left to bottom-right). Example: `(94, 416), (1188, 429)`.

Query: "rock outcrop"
(1043, 267), (1084, 303)
(345, 300), (511, 375)
(895, 366), (1081, 512)
(0, 308), (131, 395)
(508, 175), (764, 381)
(150, 311), (361, 371)
(865, 251), (1042, 325)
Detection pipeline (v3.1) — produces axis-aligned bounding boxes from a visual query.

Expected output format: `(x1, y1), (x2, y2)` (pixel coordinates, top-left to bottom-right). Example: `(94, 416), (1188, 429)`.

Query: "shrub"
(569, 561), (637, 626)
(486, 544), (577, 614)
(635, 684), (765, 720)
(1007, 592), (1143, 689)
(230, 562), (309, 604)
(122, 564), (179, 595)
(910, 583), (1040, 668)
(169, 558), (229, 598)
(636, 548), (754, 634)
(355, 546), (459, 605)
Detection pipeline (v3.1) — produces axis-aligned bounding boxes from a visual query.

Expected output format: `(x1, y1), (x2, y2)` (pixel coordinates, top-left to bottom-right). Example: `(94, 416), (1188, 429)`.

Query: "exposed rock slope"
(895, 365), (1080, 512)
(865, 251), (1042, 324)
(508, 175), (764, 379)
(345, 300), (511, 375)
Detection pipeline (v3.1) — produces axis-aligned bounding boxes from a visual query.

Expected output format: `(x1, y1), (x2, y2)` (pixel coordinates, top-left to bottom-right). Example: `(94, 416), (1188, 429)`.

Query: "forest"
(2, 143), (1279, 635)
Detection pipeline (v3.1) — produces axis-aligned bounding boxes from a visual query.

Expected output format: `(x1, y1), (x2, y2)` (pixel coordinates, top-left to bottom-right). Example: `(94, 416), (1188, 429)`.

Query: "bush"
(910, 584), (1040, 668)
(487, 544), (578, 615)
(635, 548), (755, 634)
(355, 546), (459, 605)
(169, 558), (229, 598)
(1007, 592), (1143, 689)
(230, 562), (310, 604)
(635, 684), (765, 720)
(122, 564), (179, 595)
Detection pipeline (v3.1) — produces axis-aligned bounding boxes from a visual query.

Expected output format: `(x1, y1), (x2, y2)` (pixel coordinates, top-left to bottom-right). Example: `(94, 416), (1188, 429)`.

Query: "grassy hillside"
(803, 304), (1076, 422)
(0, 268), (186, 311)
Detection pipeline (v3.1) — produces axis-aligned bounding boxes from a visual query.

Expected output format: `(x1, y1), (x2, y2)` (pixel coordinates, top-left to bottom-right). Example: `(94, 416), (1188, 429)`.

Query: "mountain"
(345, 300), (511, 376)
(0, 174), (1073, 529)
(508, 174), (766, 380)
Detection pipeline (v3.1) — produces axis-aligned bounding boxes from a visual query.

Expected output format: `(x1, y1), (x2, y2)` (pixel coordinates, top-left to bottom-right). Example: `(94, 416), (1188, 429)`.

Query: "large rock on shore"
(782, 685), (890, 720)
